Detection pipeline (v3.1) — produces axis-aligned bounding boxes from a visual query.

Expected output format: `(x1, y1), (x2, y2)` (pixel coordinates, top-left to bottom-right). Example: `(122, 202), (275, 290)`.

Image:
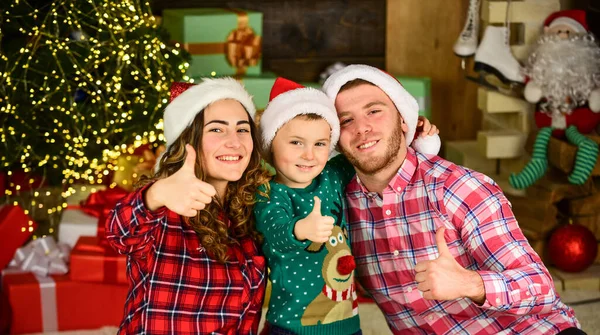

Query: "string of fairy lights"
(1, 0), (190, 237)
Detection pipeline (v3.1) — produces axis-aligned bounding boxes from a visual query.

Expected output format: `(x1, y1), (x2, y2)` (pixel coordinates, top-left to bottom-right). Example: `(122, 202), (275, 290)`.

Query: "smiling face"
(270, 115), (331, 188)
(201, 99), (253, 196)
(334, 83), (408, 176)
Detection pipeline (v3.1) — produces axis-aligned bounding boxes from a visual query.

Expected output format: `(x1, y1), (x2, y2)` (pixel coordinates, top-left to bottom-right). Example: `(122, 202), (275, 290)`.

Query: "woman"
(105, 78), (271, 335)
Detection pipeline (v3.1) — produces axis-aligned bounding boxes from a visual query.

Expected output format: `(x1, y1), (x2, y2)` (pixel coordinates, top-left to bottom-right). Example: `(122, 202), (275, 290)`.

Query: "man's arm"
(443, 169), (558, 315)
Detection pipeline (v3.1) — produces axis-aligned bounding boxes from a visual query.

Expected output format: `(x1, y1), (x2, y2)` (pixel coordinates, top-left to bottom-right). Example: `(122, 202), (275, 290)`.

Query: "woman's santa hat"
(164, 78), (256, 149)
(260, 77), (339, 156)
(322, 64), (440, 155)
(155, 78), (256, 171)
(544, 9), (588, 33)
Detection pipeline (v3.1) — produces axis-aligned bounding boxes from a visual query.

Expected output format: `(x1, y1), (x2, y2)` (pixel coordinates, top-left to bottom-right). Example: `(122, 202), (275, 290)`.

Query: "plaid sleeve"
(105, 183), (166, 258)
(254, 189), (309, 254)
(442, 169), (557, 315)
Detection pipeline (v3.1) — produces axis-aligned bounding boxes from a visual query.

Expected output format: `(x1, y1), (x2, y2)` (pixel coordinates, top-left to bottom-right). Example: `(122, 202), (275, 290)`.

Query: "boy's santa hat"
(260, 77), (339, 156)
(544, 9), (588, 33)
(322, 64), (440, 155)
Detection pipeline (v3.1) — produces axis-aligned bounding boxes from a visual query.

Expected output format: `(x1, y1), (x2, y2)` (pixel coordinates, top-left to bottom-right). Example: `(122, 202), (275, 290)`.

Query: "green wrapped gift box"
(162, 8), (263, 78)
(396, 76), (431, 119)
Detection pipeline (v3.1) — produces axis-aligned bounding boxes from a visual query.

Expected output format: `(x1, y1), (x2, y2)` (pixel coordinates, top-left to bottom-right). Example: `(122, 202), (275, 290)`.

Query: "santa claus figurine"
(510, 9), (600, 189)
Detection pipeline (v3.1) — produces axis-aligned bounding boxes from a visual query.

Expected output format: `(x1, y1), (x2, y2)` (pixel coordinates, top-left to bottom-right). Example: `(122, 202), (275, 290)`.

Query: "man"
(322, 64), (583, 335)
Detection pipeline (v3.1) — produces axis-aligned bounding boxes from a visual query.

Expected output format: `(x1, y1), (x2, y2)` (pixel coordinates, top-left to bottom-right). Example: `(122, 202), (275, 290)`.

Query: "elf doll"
(510, 9), (600, 189)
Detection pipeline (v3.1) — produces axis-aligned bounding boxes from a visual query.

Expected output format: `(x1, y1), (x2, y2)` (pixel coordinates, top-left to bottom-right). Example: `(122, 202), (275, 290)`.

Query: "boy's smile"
(271, 116), (331, 188)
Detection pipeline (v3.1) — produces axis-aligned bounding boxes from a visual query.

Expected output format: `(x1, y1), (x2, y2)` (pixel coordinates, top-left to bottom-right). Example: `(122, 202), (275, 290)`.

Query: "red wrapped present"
(0, 205), (37, 270)
(70, 236), (127, 284)
(1, 271), (127, 334)
(58, 187), (128, 247)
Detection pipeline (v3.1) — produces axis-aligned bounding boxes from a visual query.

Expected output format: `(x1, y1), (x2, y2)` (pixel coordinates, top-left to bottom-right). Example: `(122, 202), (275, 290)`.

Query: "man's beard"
(526, 33), (600, 115)
(339, 121), (404, 176)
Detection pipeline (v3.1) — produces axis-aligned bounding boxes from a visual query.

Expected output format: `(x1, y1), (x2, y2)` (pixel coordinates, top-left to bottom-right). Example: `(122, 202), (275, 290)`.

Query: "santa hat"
(260, 77), (339, 155)
(155, 78), (256, 171)
(322, 64), (440, 155)
(545, 9), (588, 33)
(163, 78), (256, 149)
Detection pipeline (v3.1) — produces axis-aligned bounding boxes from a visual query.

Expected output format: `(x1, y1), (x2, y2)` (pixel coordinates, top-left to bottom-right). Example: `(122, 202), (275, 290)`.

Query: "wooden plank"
(481, 0), (561, 24)
(569, 193), (600, 217)
(482, 112), (531, 133)
(477, 88), (531, 113)
(477, 130), (526, 159)
(523, 168), (596, 203)
(525, 132), (600, 177)
(386, 0), (480, 142)
(445, 141), (497, 175)
(265, 57), (385, 83)
(550, 264), (600, 291)
(509, 197), (558, 234)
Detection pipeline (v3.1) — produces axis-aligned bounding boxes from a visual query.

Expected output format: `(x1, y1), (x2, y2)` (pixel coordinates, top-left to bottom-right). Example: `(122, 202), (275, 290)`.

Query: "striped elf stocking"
(509, 127), (553, 189)
(565, 125), (599, 185)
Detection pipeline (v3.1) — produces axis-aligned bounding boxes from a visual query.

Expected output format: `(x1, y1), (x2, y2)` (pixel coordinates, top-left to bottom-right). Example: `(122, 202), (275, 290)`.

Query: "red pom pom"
(548, 224), (598, 272)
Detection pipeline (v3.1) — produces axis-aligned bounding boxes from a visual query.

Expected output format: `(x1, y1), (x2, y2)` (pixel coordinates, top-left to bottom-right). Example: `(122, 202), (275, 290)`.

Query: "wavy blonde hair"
(138, 104), (271, 263)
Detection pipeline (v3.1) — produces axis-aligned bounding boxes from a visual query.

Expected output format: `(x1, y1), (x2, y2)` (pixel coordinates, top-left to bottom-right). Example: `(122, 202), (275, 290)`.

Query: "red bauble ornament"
(548, 224), (598, 272)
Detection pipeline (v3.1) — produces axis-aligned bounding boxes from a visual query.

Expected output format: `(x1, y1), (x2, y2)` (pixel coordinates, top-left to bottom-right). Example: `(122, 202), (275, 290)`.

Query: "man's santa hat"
(544, 9), (588, 33)
(322, 64), (440, 155)
(260, 77), (339, 157)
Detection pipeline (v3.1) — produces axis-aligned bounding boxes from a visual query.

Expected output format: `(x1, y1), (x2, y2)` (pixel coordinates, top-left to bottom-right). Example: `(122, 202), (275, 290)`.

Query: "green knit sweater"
(255, 155), (359, 335)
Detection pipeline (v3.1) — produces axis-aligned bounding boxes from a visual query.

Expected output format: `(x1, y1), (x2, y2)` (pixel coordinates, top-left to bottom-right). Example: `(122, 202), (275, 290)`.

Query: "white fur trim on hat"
(260, 87), (339, 154)
(322, 64), (420, 146)
(549, 17), (586, 33)
(163, 77), (255, 148)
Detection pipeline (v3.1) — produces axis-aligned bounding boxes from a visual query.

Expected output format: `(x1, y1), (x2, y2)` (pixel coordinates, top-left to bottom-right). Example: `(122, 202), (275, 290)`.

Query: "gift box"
(162, 8), (263, 78)
(57, 209), (100, 248)
(70, 236), (127, 284)
(1, 272), (127, 334)
(0, 206), (37, 270)
(237, 73), (276, 111)
(396, 76), (432, 119)
(58, 187), (128, 248)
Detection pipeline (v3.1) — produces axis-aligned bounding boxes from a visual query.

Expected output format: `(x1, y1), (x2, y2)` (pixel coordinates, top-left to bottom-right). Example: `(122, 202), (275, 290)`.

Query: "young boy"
(254, 77), (440, 335)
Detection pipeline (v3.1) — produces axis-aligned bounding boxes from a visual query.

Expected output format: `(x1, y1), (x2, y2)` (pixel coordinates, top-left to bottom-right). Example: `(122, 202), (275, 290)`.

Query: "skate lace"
(504, 0), (512, 45)
(460, 0), (480, 39)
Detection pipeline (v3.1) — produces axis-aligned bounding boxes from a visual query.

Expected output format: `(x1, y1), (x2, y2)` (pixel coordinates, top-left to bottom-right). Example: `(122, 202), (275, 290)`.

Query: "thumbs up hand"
(414, 228), (485, 303)
(294, 196), (335, 243)
(146, 144), (217, 217)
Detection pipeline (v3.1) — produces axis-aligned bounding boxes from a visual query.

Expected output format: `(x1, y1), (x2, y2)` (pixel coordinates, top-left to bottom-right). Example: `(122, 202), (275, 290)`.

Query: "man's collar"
(355, 147), (417, 195)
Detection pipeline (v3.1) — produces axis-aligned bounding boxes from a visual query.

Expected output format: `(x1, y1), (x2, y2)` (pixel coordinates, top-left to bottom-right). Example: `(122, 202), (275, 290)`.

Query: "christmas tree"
(0, 0), (190, 199)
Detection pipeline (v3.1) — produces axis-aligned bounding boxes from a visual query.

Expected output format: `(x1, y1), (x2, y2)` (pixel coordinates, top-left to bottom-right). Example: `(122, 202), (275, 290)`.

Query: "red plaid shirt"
(346, 148), (579, 335)
(105, 184), (266, 335)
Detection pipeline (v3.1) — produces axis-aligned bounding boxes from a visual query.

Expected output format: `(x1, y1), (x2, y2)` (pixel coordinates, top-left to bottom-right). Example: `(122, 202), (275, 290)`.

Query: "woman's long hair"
(138, 103), (271, 263)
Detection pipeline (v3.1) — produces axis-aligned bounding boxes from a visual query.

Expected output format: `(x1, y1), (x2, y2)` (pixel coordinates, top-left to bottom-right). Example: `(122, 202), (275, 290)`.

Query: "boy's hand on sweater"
(294, 196), (335, 243)
(145, 144), (216, 216)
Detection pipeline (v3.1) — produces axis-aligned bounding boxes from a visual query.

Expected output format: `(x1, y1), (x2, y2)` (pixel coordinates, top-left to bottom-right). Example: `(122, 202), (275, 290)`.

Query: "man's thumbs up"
(414, 227), (485, 303)
(435, 227), (451, 257)
(294, 196), (335, 243)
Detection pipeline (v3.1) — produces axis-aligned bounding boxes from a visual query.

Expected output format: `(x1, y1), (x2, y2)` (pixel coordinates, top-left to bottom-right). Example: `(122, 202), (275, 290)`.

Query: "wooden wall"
(386, 0), (480, 144)
(151, 0), (386, 83)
